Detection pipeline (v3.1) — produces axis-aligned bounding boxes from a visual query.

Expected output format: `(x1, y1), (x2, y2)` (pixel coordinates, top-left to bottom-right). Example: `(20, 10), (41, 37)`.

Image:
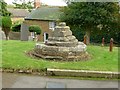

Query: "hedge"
(29, 25), (41, 35)
(12, 23), (21, 32)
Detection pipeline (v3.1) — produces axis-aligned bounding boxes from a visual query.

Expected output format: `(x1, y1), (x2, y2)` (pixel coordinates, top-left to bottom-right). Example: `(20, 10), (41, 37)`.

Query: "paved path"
(2, 72), (119, 88)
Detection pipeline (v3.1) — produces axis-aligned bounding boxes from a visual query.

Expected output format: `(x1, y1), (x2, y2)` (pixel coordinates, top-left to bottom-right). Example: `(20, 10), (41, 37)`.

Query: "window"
(49, 22), (56, 30)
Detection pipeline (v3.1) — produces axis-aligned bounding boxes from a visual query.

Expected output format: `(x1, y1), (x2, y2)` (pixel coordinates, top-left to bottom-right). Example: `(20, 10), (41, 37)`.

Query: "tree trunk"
(3, 28), (10, 40)
(6, 36), (9, 40)
(86, 29), (90, 45)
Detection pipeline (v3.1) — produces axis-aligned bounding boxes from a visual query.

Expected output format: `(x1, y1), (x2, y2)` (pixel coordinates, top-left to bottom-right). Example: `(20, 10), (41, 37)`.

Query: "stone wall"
(9, 31), (20, 40)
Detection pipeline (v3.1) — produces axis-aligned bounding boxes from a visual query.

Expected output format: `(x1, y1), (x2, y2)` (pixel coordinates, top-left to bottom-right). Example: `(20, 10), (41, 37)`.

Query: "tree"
(60, 2), (119, 44)
(29, 25), (41, 35)
(12, 0), (34, 12)
(0, 0), (12, 40)
(2, 16), (12, 40)
(0, 0), (11, 16)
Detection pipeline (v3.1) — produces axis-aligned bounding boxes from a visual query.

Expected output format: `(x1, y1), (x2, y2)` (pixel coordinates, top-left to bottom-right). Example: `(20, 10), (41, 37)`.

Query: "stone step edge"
(47, 68), (120, 78)
(0, 68), (120, 78)
(1, 68), (119, 74)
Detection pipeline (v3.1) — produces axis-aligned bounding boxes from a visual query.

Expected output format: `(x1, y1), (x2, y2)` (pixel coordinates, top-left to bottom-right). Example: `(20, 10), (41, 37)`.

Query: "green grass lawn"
(2, 40), (118, 72)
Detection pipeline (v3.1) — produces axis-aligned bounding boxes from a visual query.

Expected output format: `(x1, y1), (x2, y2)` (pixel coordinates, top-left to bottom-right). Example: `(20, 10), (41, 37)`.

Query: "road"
(2, 72), (119, 88)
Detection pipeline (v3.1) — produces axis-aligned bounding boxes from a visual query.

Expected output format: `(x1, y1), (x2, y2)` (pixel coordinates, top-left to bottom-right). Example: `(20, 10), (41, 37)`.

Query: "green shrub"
(2, 16), (12, 40)
(2, 16), (12, 28)
(12, 22), (21, 32)
(29, 25), (41, 35)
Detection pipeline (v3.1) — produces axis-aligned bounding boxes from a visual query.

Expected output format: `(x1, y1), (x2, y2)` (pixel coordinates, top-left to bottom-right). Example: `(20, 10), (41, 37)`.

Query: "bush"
(29, 25), (41, 35)
(2, 16), (12, 40)
(12, 22), (21, 32)
(2, 16), (12, 28)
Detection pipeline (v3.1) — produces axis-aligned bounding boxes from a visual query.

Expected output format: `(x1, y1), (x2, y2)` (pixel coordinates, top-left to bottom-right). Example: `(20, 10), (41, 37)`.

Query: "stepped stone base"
(33, 22), (89, 61)
(33, 42), (89, 61)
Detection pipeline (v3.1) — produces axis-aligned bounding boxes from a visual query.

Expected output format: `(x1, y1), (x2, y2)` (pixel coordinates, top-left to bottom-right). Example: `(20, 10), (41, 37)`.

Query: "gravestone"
(28, 32), (36, 41)
(33, 22), (89, 61)
(0, 27), (6, 40)
(20, 23), (29, 41)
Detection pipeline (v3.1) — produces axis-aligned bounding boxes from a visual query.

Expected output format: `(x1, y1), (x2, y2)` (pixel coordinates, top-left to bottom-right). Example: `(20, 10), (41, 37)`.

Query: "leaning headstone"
(20, 23), (29, 41)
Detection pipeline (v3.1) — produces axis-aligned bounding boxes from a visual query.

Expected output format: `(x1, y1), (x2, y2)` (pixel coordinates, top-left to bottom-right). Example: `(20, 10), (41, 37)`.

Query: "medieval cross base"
(33, 22), (89, 61)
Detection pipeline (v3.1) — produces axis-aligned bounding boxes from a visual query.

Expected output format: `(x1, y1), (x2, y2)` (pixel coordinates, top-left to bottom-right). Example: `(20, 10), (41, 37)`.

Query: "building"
(21, 0), (63, 42)
(8, 8), (29, 23)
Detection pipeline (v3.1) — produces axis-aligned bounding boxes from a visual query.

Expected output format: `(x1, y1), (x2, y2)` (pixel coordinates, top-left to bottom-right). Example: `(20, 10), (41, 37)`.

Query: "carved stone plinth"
(33, 22), (89, 61)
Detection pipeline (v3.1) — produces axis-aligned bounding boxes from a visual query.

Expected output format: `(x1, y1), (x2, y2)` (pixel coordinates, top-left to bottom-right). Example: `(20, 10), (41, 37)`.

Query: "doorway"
(44, 32), (49, 42)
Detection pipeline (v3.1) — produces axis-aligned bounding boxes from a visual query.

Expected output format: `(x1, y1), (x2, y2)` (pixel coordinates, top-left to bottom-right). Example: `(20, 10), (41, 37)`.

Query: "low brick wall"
(9, 31), (20, 40)
(47, 68), (120, 79)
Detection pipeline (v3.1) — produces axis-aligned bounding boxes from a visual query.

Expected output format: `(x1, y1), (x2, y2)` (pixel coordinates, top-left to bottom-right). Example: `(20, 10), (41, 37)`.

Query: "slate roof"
(25, 6), (63, 21)
(7, 9), (29, 18)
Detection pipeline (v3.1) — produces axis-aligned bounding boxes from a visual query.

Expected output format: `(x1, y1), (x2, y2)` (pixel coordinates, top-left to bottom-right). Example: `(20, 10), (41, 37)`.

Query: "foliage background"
(60, 2), (120, 44)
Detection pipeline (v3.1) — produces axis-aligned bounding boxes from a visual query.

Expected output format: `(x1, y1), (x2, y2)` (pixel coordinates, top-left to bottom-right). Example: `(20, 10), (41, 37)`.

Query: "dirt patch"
(2, 67), (47, 76)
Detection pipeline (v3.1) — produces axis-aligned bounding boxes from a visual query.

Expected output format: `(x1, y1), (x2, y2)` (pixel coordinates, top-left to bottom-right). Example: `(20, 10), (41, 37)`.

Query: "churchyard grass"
(2, 40), (118, 72)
